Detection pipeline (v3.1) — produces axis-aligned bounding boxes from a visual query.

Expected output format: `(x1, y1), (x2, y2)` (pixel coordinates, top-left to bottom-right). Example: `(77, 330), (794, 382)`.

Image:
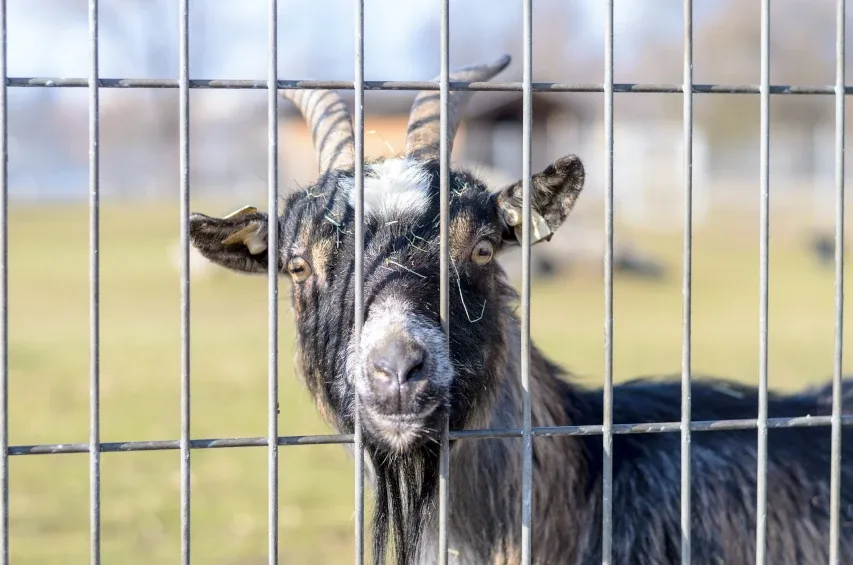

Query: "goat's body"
(189, 54), (853, 565)
(415, 316), (853, 565)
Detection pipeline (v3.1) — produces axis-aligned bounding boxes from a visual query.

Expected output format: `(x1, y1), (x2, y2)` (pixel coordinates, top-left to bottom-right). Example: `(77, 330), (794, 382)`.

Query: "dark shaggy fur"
(190, 154), (853, 564)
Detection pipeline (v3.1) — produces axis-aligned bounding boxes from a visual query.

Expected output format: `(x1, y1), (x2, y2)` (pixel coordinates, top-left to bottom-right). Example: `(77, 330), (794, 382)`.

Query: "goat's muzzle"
(366, 335), (431, 415)
(353, 296), (452, 452)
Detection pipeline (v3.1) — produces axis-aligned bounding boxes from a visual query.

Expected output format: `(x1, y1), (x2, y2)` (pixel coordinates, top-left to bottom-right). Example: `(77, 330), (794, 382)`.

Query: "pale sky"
(6, 0), (685, 80)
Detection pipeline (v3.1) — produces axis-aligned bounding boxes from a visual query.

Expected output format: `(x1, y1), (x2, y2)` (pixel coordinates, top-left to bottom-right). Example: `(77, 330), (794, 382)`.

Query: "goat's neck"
(472, 312), (579, 432)
(428, 314), (592, 564)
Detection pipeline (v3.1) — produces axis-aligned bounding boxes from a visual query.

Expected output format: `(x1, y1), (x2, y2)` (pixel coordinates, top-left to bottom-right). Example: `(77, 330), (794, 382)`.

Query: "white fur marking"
(351, 295), (452, 387)
(344, 295), (454, 451)
(344, 158), (431, 220)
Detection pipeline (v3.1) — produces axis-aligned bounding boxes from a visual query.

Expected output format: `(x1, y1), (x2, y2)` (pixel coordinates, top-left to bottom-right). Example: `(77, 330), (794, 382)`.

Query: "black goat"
(189, 55), (853, 564)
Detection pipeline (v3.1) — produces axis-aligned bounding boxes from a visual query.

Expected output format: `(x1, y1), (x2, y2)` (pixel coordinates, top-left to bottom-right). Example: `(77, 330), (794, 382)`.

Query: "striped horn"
(281, 89), (356, 175)
(404, 54), (512, 162)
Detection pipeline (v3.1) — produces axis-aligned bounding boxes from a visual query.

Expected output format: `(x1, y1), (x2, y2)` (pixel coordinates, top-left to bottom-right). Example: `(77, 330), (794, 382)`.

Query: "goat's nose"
(371, 337), (426, 385)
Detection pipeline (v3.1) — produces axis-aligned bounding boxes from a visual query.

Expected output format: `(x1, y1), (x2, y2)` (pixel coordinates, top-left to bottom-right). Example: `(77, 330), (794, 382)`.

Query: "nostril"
(405, 356), (425, 382)
(372, 359), (397, 382)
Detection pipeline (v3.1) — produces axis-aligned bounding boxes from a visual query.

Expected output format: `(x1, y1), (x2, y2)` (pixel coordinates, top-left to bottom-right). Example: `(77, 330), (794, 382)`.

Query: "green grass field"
(4, 198), (852, 563)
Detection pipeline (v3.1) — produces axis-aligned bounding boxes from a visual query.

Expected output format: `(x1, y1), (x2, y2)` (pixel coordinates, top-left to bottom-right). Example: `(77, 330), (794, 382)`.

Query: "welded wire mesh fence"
(0, 1), (850, 564)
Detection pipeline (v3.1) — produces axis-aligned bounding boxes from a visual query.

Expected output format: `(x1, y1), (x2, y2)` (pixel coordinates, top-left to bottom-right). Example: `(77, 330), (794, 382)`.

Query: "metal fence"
(0, 1), (851, 564)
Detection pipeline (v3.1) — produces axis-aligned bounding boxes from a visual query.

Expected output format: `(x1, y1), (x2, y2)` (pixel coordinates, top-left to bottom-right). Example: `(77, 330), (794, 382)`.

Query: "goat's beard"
(357, 381), (449, 563)
(370, 440), (441, 565)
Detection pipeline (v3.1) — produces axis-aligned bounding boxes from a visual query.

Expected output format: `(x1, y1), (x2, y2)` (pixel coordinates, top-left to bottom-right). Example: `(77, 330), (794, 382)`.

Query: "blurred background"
(6, 0), (853, 562)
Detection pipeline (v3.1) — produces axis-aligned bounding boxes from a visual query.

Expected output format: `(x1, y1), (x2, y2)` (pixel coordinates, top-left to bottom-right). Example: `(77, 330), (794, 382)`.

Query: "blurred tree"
(620, 0), (846, 145)
(694, 0), (839, 146)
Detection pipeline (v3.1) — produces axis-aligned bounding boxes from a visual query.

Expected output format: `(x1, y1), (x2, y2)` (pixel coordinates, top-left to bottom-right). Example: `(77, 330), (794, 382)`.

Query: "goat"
(189, 55), (853, 565)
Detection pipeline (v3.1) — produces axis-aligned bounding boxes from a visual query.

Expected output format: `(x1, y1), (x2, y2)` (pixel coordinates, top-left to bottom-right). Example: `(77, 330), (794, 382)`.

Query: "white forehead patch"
(344, 158), (431, 220)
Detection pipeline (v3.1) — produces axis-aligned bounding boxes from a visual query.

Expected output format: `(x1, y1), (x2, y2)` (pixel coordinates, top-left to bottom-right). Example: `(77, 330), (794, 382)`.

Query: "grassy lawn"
(4, 197), (851, 563)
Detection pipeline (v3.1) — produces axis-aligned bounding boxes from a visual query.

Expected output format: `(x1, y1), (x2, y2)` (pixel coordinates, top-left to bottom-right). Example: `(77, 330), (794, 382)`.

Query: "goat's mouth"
(363, 402), (443, 451)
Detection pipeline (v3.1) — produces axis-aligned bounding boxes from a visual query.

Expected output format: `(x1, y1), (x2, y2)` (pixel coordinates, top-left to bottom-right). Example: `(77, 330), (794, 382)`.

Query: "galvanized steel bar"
(352, 0), (366, 562)
(520, 0), (534, 562)
(87, 1), (101, 563)
(755, 0), (771, 563)
(437, 0), (451, 561)
(680, 1), (694, 563)
(5, 414), (852, 456)
(9, 77), (853, 96)
(829, 0), (846, 562)
(0, 0), (8, 561)
(266, 0), (279, 563)
(178, 0), (191, 563)
(601, 0), (615, 563)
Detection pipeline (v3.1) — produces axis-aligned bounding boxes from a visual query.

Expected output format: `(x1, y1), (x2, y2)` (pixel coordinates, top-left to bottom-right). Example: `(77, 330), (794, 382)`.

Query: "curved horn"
(281, 89), (356, 175)
(404, 54), (512, 162)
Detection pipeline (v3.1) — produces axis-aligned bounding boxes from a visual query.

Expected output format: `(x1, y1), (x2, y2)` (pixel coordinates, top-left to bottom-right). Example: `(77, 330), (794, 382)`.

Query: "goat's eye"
(471, 240), (494, 266)
(287, 257), (313, 282)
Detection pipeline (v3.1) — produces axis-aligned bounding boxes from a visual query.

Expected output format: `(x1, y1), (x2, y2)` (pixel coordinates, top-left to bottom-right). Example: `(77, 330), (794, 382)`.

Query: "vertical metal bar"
(437, 0), (451, 561)
(178, 0), (191, 563)
(829, 0), (846, 562)
(755, 0), (770, 563)
(601, 0), (615, 563)
(0, 0), (8, 561)
(266, 0), (279, 563)
(87, 0), (101, 563)
(680, 1), (693, 563)
(520, 0), (534, 563)
(353, 0), (366, 563)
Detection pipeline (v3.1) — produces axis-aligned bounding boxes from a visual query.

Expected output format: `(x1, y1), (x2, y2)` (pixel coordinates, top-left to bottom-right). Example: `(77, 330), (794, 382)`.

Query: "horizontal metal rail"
(7, 414), (852, 455)
(8, 77), (853, 95)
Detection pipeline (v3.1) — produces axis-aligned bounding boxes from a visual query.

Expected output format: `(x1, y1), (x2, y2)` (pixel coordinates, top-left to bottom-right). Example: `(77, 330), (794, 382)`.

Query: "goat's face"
(187, 56), (585, 455)
(189, 155), (583, 453)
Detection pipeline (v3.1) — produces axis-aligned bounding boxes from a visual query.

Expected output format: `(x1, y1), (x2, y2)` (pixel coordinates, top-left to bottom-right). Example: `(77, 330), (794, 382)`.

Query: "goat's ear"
(189, 205), (278, 274)
(494, 154), (585, 246)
